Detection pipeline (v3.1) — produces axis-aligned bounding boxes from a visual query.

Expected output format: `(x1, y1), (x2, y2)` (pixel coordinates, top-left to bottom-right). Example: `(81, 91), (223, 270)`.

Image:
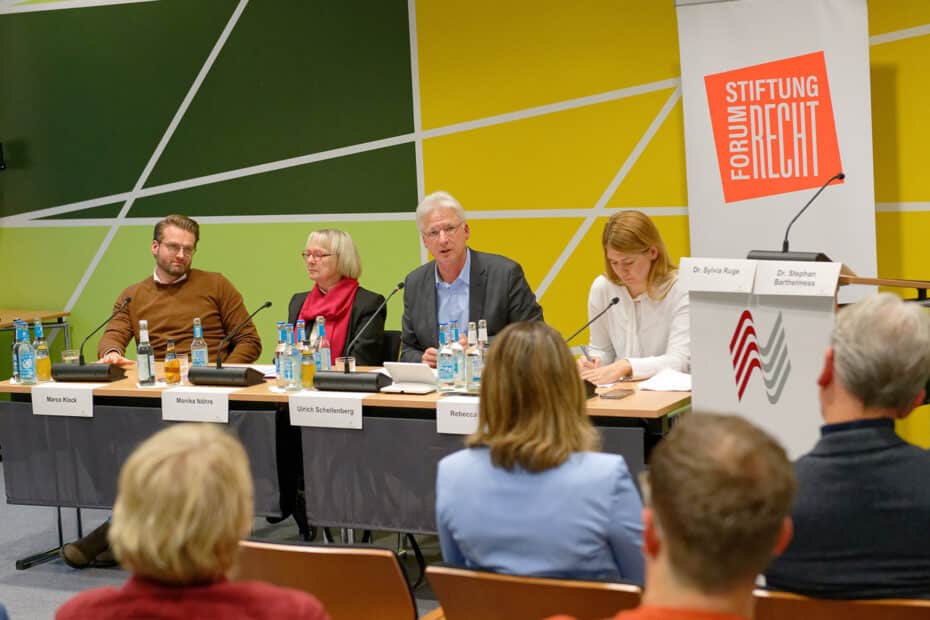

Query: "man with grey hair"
(766, 292), (930, 598)
(400, 191), (543, 366)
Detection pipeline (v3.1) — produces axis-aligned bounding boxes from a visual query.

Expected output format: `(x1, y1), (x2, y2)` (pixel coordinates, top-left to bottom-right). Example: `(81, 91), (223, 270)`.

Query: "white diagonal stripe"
(534, 87), (683, 301)
(870, 23), (930, 46)
(0, 0), (155, 14)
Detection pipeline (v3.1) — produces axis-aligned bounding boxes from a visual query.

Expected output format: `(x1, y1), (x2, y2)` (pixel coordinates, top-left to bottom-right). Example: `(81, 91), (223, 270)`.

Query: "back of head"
(466, 321), (599, 471)
(602, 210), (674, 294)
(154, 214), (200, 244)
(110, 423), (253, 585)
(831, 292), (930, 411)
(647, 413), (795, 592)
(415, 191), (466, 231)
(306, 228), (362, 279)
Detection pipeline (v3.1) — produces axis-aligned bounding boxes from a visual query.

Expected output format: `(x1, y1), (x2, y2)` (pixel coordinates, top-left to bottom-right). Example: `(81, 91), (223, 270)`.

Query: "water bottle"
(450, 320), (466, 390)
(190, 318), (208, 367)
(11, 319), (23, 383)
(466, 321), (482, 393)
(16, 323), (37, 385)
(437, 324), (455, 393)
(314, 316), (331, 371)
(274, 322), (288, 388)
(137, 320), (156, 385)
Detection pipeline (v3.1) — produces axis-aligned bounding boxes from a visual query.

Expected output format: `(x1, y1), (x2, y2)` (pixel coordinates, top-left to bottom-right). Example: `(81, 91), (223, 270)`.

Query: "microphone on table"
(52, 297), (132, 382)
(188, 301), (271, 387)
(748, 172), (845, 262)
(314, 283), (403, 393)
(564, 296), (620, 399)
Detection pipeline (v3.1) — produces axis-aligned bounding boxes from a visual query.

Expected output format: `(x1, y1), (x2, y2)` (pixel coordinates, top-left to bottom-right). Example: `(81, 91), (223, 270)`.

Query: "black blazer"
(287, 286), (386, 366)
(399, 249), (543, 363)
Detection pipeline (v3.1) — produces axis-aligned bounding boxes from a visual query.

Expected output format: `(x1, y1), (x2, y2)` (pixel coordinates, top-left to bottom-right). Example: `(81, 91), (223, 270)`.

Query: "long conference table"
(0, 367), (690, 566)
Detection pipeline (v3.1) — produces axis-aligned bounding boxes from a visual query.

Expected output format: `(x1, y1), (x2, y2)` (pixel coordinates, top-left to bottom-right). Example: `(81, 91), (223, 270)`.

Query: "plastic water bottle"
(314, 316), (331, 372)
(450, 320), (465, 390)
(190, 318), (208, 367)
(11, 319), (23, 383)
(437, 324), (455, 393)
(274, 322), (288, 388)
(285, 325), (302, 391)
(137, 320), (156, 385)
(466, 321), (482, 393)
(16, 322), (37, 385)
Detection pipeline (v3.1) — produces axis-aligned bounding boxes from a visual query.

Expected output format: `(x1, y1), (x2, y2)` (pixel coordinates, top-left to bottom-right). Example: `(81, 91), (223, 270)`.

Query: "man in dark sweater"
(765, 292), (930, 599)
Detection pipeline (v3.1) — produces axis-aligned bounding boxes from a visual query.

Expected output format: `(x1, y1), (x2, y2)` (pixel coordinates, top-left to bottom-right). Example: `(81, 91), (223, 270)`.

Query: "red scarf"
(298, 278), (359, 361)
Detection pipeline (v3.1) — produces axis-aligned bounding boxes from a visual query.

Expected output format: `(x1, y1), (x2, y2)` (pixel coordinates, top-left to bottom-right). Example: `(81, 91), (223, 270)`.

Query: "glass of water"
(176, 354), (190, 384)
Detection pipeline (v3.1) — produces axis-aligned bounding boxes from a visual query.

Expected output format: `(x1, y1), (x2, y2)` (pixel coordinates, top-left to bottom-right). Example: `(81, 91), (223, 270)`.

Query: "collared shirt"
(153, 269), (188, 285)
(820, 417), (894, 436)
(436, 248), (471, 338)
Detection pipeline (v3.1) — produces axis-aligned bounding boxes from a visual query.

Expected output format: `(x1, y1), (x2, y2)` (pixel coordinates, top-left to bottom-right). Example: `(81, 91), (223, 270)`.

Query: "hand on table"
(579, 359), (632, 386)
(98, 351), (135, 368)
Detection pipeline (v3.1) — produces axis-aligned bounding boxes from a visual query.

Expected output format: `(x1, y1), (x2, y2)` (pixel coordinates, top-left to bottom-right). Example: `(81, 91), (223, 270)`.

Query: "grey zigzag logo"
(729, 310), (792, 404)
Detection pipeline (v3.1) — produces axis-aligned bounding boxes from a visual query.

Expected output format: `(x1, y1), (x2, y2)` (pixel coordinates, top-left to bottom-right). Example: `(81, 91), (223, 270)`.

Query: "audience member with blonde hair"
(57, 424), (330, 620)
(436, 321), (644, 582)
(578, 210), (689, 385)
(550, 413), (796, 620)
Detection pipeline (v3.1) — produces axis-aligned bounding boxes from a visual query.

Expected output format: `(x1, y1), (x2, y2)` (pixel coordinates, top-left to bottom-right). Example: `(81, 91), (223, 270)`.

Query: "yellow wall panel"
(423, 88), (677, 213)
(416, 0), (680, 128)
(876, 211), (930, 280)
(871, 35), (930, 202)
(868, 1), (930, 35)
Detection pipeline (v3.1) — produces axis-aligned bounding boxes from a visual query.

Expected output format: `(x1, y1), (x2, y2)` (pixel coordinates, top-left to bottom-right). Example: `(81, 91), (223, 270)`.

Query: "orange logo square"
(704, 51), (843, 203)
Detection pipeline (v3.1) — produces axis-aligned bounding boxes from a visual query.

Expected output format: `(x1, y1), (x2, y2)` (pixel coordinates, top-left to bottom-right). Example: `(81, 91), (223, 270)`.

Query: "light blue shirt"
(436, 248), (471, 338)
(436, 447), (645, 583)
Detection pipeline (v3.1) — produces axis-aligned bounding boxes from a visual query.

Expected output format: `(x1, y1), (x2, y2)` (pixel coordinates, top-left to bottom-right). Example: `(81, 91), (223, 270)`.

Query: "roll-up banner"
(676, 0), (877, 291)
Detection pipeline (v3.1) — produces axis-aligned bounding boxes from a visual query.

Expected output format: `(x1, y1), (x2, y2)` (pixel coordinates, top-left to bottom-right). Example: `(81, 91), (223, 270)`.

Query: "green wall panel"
(42, 202), (124, 219)
(0, 0), (239, 217)
(130, 143), (418, 217)
(145, 0), (414, 188)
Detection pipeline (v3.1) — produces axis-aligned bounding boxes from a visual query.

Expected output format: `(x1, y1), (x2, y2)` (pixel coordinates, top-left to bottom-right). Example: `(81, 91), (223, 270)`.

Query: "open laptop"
(381, 362), (438, 394)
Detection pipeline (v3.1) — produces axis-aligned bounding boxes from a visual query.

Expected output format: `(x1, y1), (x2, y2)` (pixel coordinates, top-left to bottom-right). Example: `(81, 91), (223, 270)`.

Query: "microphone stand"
(51, 297), (133, 382)
(188, 302), (271, 387)
(313, 283), (403, 393)
(564, 297), (620, 399)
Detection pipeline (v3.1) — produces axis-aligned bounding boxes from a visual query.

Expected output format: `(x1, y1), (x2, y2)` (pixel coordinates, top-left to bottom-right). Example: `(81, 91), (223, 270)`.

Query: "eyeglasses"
(159, 242), (196, 256)
(423, 222), (464, 240)
(301, 250), (335, 261)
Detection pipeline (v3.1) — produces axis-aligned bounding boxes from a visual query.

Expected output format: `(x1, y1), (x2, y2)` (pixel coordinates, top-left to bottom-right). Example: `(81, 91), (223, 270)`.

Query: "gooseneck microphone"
(51, 297), (133, 382)
(215, 301), (272, 369)
(782, 172), (845, 252)
(564, 297), (620, 343)
(188, 301), (271, 387)
(79, 296), (132, 365)
(342, 282), (404, 373)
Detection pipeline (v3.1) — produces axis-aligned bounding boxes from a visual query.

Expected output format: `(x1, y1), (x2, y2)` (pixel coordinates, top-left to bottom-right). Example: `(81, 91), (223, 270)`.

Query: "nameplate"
(161, 387), (236, 423)
(289, 392), (364, 429)
(679, 257), (756, 293)
(753, 261), (841, 297)
(437, 396), (480, 435)
(32, 383), (100, 417)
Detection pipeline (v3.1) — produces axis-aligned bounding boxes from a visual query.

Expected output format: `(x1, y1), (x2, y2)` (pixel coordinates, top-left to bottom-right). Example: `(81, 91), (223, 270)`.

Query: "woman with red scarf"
(287, 229), (386, 366)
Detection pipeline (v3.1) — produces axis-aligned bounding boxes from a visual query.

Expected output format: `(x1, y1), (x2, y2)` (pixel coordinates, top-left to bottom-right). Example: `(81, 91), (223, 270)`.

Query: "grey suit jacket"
(399, 249), (543, 363)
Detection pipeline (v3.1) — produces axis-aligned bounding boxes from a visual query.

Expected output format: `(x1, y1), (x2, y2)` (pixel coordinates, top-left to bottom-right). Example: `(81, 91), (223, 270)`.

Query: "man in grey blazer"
(400, 191), (543, 366)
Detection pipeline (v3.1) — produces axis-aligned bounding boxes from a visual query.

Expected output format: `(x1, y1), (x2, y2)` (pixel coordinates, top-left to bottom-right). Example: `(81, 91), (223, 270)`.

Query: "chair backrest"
(754, 589), (930, 620)
(233, 540), (417, 620)
(426, 565), (641, 620)
(383, 329), (402, 363)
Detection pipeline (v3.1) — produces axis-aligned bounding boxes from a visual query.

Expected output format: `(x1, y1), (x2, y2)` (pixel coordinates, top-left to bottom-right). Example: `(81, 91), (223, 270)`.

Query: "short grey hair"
(305, 229), (362, 280)
(415, 191), (466, 233)
(831, 293), (930, 410)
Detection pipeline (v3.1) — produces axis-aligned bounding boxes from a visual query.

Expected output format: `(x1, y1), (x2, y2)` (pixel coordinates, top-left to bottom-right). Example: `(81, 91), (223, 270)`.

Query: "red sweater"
(56, 576), (330, 620)
(96, 269), (262, 363)
(548, 606), (748, 620)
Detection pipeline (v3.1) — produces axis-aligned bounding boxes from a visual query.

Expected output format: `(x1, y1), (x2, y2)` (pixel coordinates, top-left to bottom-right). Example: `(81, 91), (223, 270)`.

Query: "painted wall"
(1, 0), (928, 443)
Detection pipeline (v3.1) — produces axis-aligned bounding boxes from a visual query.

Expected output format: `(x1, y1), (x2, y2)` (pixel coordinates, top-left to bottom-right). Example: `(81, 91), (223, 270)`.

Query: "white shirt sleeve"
(628, 281), (690, 378)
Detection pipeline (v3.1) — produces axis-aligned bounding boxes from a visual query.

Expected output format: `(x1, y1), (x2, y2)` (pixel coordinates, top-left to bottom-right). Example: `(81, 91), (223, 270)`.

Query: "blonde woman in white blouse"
(578, 211), (690, 385)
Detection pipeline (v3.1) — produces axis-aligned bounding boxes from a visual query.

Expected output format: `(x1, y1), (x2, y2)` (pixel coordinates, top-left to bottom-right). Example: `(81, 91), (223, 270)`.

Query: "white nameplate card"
(754, 261), (841, 297)
(436, 396), (480, 435)
(32, 383), (100, 417)
(679, 257), (757, 293)
(161, 387), (236, 423)
(289, 392), (364, 429)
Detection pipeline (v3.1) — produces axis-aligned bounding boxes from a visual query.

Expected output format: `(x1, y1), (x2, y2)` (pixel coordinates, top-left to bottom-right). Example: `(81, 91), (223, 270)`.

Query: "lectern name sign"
(437, 396), (480, 435)
(32, 383), (100, 417)
(289, 392), (364, 429)
(680, 257), (756, 293)
(754, 261), (841, 296)
(162, 387), (236, 423)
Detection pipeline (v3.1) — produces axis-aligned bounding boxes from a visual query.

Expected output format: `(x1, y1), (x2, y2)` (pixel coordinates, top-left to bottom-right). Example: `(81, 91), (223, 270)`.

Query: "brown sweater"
(97, 269), (262, 363)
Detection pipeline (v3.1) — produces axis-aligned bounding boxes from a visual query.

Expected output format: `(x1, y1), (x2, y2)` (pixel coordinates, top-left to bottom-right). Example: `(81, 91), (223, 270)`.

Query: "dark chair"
(382, 329), (402, 363)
